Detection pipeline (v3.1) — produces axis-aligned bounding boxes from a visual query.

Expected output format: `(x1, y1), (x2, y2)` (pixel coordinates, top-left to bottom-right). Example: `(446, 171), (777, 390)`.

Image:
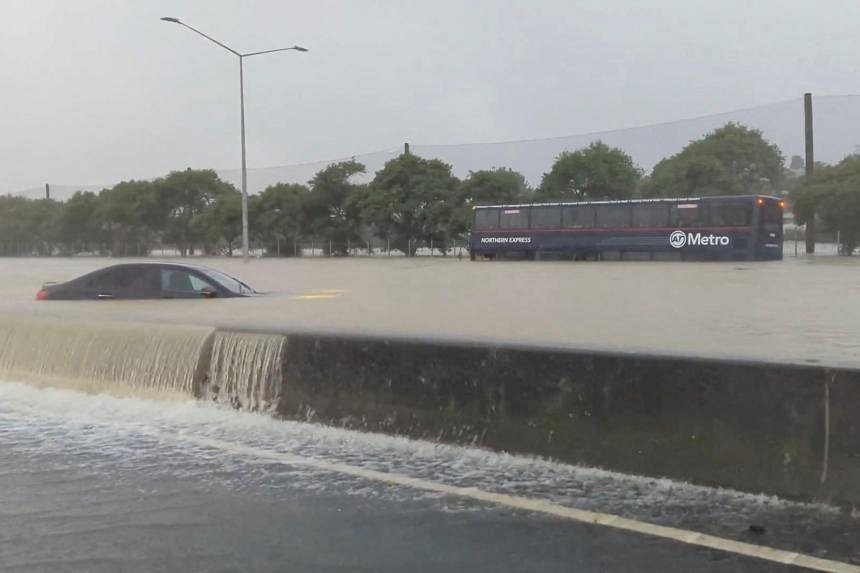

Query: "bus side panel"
(470, 228), (757, 260)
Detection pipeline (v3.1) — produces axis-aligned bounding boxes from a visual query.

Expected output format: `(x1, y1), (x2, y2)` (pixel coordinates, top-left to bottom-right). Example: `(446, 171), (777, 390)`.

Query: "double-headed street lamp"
(161, 17), (307, 262)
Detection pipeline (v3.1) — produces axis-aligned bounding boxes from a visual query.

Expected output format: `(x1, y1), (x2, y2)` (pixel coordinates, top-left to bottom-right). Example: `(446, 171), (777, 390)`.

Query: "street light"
(161, 17), (307, 262)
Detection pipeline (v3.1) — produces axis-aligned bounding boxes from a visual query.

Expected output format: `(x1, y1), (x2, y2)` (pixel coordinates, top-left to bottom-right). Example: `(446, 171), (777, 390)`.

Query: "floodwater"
(2, 255), (860, 367)
(2, 256), (860, 570)
(1, 380), (859, 569)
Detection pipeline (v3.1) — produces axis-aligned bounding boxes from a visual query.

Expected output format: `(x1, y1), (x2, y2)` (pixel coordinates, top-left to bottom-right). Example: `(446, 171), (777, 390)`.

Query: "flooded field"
(1, 255), (859, 367)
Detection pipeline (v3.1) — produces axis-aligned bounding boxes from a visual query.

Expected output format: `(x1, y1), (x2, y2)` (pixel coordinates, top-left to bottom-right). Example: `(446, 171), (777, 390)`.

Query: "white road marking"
(168, 433), (860, 573)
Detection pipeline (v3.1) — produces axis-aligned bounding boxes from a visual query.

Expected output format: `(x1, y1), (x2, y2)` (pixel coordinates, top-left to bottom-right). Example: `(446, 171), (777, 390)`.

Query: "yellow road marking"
(294, 294), (339, 300)
(293, 288), (347, 300)
(171, 433), (860, 573)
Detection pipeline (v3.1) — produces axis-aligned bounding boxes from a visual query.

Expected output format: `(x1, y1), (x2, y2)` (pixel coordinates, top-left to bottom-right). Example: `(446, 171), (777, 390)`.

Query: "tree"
(194, 186), (243, 255)
(250, 182), (309, 256)
(537, 141), (641, 201)
(794, 155), (860, 254)
(360, 154), (460, 255)
(642, 123), (784, 198)
(451, 168), (531, 236)
(56, 191), (104, 254)
(304, 160), (366, 255)
(94, 180), (160, 256)
(155, 169), (234, 256)
(0, 195), (61, 255)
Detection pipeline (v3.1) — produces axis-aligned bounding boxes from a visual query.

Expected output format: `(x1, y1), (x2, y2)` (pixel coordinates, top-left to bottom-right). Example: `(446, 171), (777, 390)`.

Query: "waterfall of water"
(205, 331), (287, 413)
(0, 315), (214, 399)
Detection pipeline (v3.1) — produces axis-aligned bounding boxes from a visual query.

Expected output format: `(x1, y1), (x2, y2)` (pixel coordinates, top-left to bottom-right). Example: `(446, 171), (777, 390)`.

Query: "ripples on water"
(1, 380), (858, 564)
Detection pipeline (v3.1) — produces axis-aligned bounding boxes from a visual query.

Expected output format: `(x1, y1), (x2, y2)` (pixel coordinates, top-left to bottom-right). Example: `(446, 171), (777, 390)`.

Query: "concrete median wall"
(273, 332), (860, 506)
(2, 312), (856, 505)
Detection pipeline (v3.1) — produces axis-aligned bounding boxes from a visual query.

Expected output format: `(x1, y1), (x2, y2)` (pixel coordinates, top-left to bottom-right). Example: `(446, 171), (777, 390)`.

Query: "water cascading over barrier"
(0, 315), (214, 399)
(204, 331), (287, 412)
(1, 314), (859, 505)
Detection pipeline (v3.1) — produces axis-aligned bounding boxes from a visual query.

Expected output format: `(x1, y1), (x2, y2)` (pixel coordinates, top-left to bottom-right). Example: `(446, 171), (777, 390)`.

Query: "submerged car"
(36, 263), (256, 300)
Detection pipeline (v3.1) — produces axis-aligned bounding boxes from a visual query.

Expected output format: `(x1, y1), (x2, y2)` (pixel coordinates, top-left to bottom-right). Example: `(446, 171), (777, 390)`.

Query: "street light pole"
(239, 56), (248, 262)
(161, 17), (307, 263)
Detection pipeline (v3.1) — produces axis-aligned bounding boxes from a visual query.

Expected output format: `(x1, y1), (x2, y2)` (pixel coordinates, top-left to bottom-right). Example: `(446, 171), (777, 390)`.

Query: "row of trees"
(2, 121), (858, 256)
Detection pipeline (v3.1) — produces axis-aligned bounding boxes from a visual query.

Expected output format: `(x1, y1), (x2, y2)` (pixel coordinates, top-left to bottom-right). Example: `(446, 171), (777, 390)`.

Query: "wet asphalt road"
(3, 382), (854, 573)
(0, 449), (811, 573)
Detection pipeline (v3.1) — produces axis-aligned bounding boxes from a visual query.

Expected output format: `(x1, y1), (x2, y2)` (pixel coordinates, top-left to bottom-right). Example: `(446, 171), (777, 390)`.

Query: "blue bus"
(469, 195), (784, 261)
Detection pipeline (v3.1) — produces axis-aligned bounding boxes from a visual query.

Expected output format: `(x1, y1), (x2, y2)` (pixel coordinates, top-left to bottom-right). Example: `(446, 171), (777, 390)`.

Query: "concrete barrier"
(272, 331), (860, 506)
(2, 311), (856, 505)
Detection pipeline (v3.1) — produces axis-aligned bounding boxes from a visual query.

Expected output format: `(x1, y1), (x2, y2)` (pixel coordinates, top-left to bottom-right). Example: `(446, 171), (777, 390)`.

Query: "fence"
(262, 238), (470, 258)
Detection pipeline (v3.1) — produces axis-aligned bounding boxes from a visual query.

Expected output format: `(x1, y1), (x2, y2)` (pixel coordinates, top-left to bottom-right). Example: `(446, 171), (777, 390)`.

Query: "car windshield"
(200, 268), (252, 295)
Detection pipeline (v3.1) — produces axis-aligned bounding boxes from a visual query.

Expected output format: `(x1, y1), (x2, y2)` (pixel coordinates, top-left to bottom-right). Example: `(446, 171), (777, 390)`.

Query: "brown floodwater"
(1, 255), (859, 367)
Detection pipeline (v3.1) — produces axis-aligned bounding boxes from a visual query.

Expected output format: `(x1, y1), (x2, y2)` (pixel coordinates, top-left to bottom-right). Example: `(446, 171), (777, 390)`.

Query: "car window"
(161, 269), (216, 295)
(129, 267), (161, 297)
(78, 268), (131, 291)
(200, 269), (248, 294)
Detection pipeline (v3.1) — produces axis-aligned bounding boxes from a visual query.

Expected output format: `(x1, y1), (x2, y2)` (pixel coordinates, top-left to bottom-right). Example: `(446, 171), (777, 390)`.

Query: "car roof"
(98, 262), (219, 272)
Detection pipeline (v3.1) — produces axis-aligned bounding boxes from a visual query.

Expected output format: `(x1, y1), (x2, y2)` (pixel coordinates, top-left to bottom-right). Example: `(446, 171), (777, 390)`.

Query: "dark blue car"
(37, 263), (256, 300)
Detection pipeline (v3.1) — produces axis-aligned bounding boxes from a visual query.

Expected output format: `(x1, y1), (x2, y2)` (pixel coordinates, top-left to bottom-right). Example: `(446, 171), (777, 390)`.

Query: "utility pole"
(804, 92), (815, 254)
(45, 184), (50, 200)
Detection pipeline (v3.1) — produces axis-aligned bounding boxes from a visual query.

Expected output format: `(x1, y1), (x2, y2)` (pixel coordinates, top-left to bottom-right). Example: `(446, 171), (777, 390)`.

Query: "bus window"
(474, 208), (499, 229)
(709, 202), (751, 226)
(631, 204), (669, 227)
(530, 206), (561, 229)
(562, 205), (594, 228)
(499, 207), (529, 229)
(670, 203), (705, 227)
(595, 205), (630, 228)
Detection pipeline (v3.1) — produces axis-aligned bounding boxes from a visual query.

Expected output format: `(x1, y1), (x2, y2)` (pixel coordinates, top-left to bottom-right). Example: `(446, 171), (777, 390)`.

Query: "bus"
(469, 195), (784, 261)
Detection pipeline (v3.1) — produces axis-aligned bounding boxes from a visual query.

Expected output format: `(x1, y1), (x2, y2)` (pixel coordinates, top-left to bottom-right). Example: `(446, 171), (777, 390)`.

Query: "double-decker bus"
(469, 195), (784, 261)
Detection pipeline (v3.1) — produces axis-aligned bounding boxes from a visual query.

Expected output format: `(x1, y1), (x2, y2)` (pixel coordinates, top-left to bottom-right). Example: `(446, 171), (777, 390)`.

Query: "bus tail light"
(756, 198), (764, 205)
(779, 200), (785, 208)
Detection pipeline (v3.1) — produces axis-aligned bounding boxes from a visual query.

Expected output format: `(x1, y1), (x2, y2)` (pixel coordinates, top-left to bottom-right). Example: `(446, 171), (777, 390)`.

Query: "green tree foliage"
(793, 155), (860, 254)
(0, 196), (61, 255)
(305, 160), (366, 255)
(250, 182), (309, 256)
(94, 180), (160, 256)
(359, 154), (460, 255)
(642, 123), (784, 198)
(194, 186), (243, 255)
(537, 141), (641, 201)
(451, 168), (531, 236)
(57, 191), (104, 254)
(155, 169), (235, 256)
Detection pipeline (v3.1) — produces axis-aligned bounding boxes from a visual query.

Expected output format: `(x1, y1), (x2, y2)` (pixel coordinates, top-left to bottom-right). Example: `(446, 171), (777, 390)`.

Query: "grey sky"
(2, 0), (859, 193)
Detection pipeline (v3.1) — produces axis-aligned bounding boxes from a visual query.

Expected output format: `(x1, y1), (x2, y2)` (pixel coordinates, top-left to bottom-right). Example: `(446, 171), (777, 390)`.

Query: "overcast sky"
(2, 0), (859, 193)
